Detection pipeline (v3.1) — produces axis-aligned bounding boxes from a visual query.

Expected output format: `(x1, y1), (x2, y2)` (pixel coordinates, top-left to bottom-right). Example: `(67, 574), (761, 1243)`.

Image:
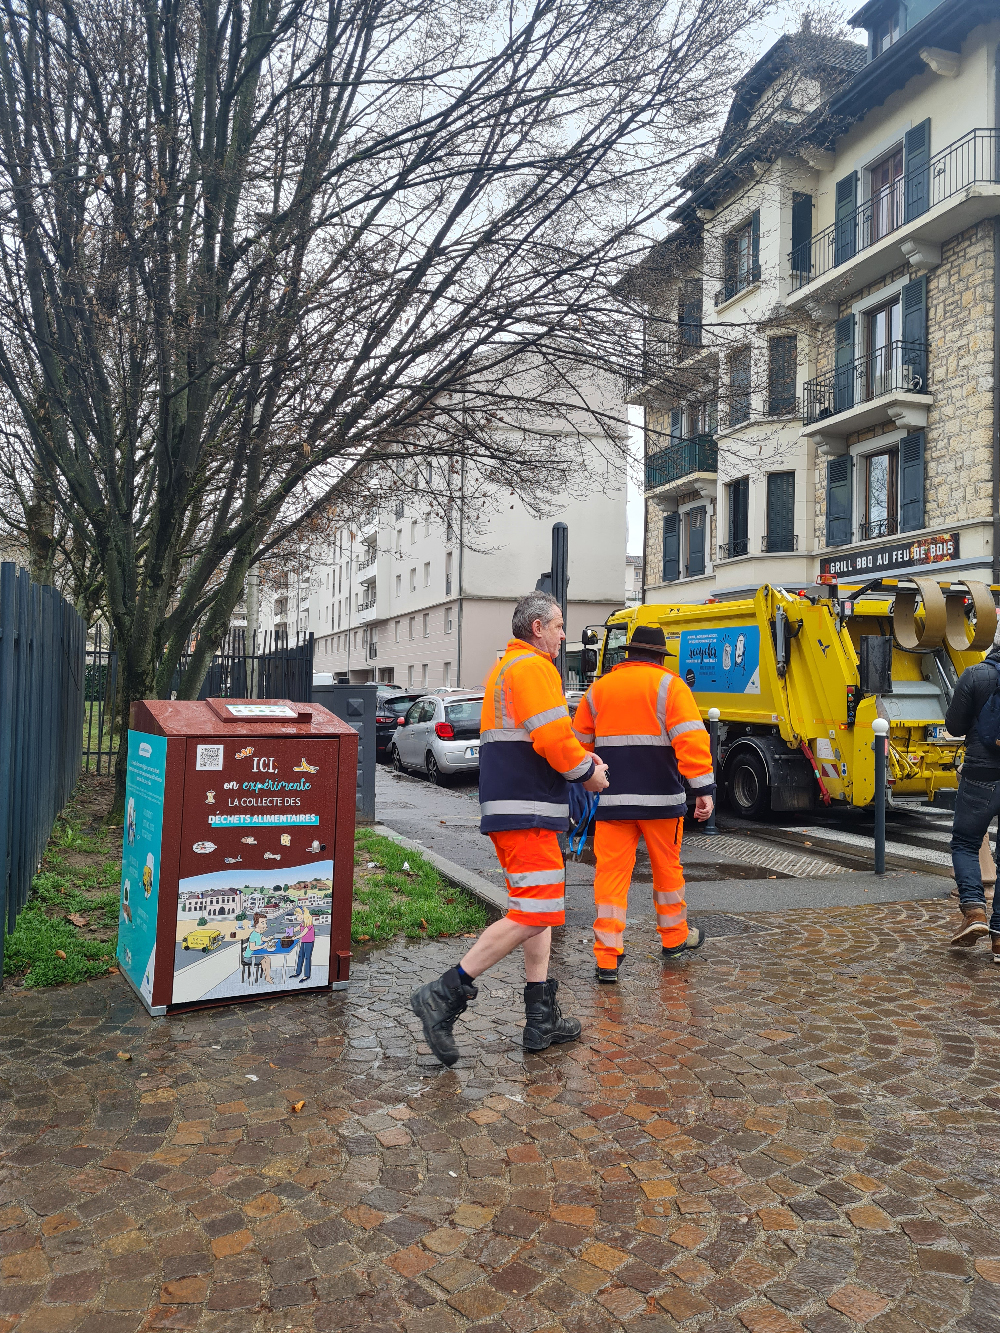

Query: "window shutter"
(834, 173), (857, 265)
(688, 508), (706, 577)
(662, 514), (680, 582)
(724, 234), (737, 301)
(898, 431), (925, 532)
(791, 192), (812, 275)
(833, 314), (855, 414)
(904, 119), (931, 222)
(751, 210), (760, 281)
(766, 472), (796, 551)
(901, 276), (927, 389)
(826, 454), (853, 547)
(768, 335), (797, 415)
(670, 407), (682, 443)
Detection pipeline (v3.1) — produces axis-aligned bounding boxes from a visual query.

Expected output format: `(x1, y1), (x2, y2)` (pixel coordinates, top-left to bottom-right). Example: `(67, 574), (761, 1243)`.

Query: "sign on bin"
(116, 698), (358, 1016)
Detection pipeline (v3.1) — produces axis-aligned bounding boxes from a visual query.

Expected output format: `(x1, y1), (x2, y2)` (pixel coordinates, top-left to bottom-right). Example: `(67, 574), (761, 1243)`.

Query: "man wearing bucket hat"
(572, 624), (715, 981)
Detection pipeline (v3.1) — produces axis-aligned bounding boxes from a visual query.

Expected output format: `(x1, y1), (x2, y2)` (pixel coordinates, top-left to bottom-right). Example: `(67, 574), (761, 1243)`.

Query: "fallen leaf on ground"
(67, 913), (89, 927)
(419, 919), (428, 930)
(116, 1051), (132, 1061)
(292, 1100), (305, 1113)
(54, 949), (67, 959)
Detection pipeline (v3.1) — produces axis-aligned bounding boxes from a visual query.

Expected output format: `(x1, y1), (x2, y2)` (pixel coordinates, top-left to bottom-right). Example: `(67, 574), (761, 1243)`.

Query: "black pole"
(705, 707), (720, 836)
(551, 522), (569, 685)
(873, 717), (888, 874)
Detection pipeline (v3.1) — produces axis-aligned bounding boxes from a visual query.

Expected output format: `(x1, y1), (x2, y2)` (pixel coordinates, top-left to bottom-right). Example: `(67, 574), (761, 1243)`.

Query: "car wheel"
(725, 749), (770, 819)
(183, 944), (189, 950)
(391, 745), (406, 774)
(426, 752), (449, 786)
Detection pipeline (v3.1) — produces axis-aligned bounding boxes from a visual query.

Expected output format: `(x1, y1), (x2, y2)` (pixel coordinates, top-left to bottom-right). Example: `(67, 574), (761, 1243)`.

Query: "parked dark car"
(376, 687), (426, 759)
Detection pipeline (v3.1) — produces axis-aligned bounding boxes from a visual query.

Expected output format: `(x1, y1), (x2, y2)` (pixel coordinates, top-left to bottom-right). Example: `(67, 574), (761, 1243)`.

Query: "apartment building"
(260, 400), (628, 688)
(630, 0), (1000, 601)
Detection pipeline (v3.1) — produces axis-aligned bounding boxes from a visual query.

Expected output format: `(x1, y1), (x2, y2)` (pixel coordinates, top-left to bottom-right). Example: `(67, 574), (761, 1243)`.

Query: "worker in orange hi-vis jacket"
(410, 591), (609, 1066)
(572, 624), (715, 983)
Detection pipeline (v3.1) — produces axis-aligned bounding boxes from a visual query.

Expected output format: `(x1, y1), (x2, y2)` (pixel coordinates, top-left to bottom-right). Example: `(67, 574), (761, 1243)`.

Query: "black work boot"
(523, 979), (582, 1051)
(410, 967), (477, 1066)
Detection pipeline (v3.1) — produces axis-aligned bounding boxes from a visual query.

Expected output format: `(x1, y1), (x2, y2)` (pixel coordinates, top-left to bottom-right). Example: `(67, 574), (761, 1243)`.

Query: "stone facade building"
(630, 0), (1000, 601)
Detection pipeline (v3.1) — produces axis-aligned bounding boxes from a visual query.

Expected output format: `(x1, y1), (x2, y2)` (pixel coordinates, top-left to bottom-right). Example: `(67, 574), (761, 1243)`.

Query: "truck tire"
(725, 749), (771, 819)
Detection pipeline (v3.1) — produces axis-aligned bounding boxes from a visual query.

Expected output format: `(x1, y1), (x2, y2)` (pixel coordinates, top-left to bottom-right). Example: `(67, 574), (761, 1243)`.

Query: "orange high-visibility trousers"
(592, 819), (686, 966)
(490, 829), (566, 927)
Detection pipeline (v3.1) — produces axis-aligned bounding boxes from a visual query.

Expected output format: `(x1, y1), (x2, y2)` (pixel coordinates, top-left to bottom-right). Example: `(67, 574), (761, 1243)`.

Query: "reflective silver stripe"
(582, 686), (598, 726)
(656, 905), (685, 924)
(595, 902), (627, 923)
(653, 889), (684, 906)
(573, 727), (595, 743)
(562, 755), (593, 780)
(481, 799), (570, 817)
(523, 705), (569, 732)
(508, 895), (565, 915)
(595, 733), (669, 747)
(598, 791), (687, 807)
(493, 651), (537, 729)
(667, 718), (705, 743)
(480, 727), (531, 743)
(656, 672), (673, 738)
(688, 772), (715, 789)
(507, 869), (566, 888)
(594, 927), (623, 947)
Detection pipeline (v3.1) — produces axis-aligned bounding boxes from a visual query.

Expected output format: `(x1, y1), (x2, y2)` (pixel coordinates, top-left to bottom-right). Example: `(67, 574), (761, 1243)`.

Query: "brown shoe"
(952, 907), (989, 947)
(992, 935), (1000, 966)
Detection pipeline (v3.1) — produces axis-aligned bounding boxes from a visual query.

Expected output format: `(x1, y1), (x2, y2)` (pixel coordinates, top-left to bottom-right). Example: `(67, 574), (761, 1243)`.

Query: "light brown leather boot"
(952, 906), (989, 947)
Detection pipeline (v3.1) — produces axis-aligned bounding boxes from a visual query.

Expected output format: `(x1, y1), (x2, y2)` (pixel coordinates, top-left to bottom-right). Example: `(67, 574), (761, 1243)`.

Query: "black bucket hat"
(627, 625), (670, 656)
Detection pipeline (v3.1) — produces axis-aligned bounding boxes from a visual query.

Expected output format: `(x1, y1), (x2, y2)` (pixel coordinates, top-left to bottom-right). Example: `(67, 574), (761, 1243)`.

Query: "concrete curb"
(372, 822), (507, 914)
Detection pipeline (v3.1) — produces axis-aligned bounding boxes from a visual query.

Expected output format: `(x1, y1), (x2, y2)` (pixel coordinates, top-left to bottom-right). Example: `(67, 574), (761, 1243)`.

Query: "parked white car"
(390, 693), (483, 785)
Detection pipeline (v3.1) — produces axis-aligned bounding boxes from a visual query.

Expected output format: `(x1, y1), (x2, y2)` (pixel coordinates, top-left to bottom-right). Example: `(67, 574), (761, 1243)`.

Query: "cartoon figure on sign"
(122, 882), (132, 924)
(264, 852), (281, 861)
(142, 854), (154, 899)
(735, 633), (746, 668)
(722, 643), (732, 671)
(205, 790), (216, 805)
(293, 758), (318, 773)
(307, 840), (322, 854)
(126, 798), (136, 846)
(236, 747), (254, 760)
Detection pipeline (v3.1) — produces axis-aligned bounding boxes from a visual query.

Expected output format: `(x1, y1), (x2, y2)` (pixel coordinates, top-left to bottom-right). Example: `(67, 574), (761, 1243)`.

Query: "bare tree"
(0, 0), (770, 797)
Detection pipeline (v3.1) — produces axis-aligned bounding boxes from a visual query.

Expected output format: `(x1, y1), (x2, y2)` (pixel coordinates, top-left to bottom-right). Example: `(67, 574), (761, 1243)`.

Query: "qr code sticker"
(196, 744), (224, 771)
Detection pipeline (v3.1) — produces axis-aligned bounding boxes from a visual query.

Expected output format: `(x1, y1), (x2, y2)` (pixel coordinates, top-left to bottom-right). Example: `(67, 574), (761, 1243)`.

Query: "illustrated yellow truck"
(584, 579), (998, 817)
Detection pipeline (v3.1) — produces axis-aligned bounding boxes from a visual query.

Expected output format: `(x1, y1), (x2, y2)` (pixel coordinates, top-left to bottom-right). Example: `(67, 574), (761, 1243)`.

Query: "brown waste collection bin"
(116, 699), (357, 1016)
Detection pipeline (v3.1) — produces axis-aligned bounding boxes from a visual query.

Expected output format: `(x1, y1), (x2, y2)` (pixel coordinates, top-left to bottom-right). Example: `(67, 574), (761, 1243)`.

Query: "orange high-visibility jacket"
(479, 639), (596, 833)
(573, 660), (714, 820)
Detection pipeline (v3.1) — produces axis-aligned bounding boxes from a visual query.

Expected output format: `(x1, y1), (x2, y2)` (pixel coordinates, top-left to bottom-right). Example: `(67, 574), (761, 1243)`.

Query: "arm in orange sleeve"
(571, 690), (596, 752)
(665, 676), (714, 790)
(517, 659), (596, 782)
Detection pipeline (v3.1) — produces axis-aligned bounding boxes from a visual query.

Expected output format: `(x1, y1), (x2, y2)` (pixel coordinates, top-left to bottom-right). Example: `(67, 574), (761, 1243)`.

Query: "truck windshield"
(604, 625), (628, 671)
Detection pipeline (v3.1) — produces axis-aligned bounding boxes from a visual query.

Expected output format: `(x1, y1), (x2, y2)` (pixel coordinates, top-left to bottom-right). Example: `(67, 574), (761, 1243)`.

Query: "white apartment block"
(260, 417), (627, 689)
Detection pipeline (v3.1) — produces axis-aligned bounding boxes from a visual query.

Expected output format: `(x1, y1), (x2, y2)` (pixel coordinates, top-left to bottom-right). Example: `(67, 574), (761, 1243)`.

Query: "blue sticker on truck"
(678, 626), (761, 695)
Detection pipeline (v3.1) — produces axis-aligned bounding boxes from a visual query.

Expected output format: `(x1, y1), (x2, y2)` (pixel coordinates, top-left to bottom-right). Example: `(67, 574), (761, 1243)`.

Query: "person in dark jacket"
(945, 639), (1000, 959)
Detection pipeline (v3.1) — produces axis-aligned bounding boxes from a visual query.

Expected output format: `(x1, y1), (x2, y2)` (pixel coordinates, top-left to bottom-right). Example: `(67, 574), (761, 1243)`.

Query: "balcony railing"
(358, 551), (376, 572)
(803, 340), (928, 425)
(360, 595), (376, 611)
(790, 128), (999, 291)
(718, 539), (749, 560)
(858, 517), (899, 542)
(762, 533), (798, 553)
(394, 500), (404, 519)
(645, 434), (717, 490)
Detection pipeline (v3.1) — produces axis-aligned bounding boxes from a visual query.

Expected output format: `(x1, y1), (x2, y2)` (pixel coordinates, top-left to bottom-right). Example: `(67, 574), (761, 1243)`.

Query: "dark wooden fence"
(0, 564), (86, 977)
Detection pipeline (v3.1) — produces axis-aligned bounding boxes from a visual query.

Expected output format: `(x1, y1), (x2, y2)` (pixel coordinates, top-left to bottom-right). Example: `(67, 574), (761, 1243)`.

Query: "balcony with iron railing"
(789, 128), (1000, 301)
(858, 517), (899, 542)
(645, 435), (717, 493)
(357, 548), (377, 572)
(802, 340), (929, 434)
(623, 327), (712, 401)
(717, 539), (749, 560)
(762, 532), (799, 553)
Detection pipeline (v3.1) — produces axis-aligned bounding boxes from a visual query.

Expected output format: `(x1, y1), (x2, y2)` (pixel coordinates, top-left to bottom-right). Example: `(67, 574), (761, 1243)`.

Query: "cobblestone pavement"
(2, 897), (1000, 1333)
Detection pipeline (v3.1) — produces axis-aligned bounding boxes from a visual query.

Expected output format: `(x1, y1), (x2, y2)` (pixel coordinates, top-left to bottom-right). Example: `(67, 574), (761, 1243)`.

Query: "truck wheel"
(726, 750), (771, 819)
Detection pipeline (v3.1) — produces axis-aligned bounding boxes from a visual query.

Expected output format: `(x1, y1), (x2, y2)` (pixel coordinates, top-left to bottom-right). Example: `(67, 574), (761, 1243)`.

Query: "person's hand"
(694, 795), (714, 821)
(583, 757), (609, 792)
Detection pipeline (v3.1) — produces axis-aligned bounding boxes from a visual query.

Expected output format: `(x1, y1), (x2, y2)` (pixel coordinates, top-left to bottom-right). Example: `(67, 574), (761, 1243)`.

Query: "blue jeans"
(291, 940), (313, 980)
(950, 774), (1000, 930)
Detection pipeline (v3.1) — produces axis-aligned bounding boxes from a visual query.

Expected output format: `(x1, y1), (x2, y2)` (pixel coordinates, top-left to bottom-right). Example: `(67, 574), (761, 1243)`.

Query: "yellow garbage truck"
(583, 579), (998, 818)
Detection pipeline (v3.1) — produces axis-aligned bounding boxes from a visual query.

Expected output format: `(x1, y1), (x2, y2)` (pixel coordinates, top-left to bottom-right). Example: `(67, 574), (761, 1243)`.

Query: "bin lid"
(131, 698), (355, 738)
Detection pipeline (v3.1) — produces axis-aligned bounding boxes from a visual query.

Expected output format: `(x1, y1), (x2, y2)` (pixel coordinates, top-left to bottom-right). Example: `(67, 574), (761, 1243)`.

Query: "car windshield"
(446, 701), (482, 727)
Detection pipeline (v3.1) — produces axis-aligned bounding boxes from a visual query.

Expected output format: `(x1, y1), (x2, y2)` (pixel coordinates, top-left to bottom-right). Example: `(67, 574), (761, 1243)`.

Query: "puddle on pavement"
(684, 862), (794, 881)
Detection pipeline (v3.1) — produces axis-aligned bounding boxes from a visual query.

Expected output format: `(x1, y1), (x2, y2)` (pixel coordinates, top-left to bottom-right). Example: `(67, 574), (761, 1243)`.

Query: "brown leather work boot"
(992, 934), (1000, 966)
(951, 906), (989, 947)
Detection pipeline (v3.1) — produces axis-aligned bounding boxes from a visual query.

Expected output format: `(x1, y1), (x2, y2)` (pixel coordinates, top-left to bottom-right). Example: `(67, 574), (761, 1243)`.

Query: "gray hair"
(512, 592), (560, 642)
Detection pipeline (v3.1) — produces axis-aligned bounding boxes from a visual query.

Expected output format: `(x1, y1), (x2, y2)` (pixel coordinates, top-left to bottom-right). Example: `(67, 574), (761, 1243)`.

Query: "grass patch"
(3, 773), (122, 988)
(353, 829), (488, 945)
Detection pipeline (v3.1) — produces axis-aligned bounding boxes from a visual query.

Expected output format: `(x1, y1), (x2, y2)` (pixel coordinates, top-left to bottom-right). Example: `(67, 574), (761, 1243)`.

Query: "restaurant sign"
(820, 532), (960, 581)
